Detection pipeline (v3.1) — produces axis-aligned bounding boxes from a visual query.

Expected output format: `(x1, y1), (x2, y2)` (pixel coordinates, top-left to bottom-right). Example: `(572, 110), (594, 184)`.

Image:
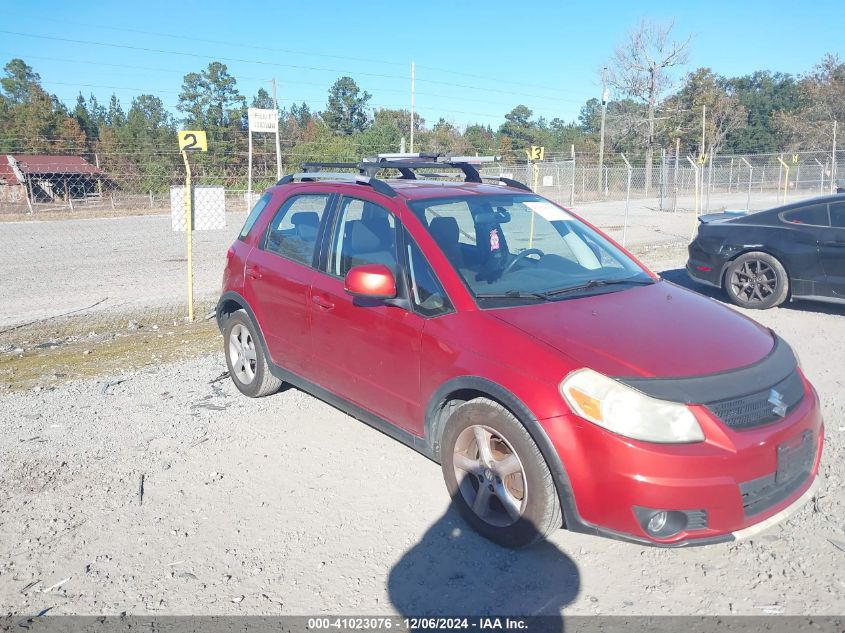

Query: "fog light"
(647, 511), (668, 534)
(633, 506), (695, 538)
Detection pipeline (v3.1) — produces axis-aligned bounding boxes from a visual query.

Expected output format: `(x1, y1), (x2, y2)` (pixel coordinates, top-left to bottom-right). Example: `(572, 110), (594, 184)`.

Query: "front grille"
(706, 370), (804, 430)
(739, 431), (815, 518)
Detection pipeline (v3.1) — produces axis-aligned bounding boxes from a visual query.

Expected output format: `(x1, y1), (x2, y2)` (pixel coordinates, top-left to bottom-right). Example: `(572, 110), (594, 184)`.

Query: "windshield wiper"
(543, 276), (656, 298)
(475, 290), (550, 301)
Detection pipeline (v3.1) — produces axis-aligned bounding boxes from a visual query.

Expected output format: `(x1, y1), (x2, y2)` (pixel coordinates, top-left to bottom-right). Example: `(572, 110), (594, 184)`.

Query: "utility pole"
(598, 67), (608, 198)
(410, 61), (415, 153)
(271, 78), (282, 180)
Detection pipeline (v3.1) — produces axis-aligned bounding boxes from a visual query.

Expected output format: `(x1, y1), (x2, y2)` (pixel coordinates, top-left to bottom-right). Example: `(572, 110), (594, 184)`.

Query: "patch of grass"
(0, 319), (222, 392)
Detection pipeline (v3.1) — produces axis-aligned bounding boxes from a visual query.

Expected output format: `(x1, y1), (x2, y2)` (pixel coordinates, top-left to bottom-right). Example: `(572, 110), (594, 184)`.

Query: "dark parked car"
(218, 157), (823, 548)
(687, 194), (845, 309)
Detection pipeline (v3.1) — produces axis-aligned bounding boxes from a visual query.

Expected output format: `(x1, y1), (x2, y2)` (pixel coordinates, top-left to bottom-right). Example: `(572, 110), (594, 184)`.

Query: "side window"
(404, 230), (453, 317)
(830, 201), (845, 229)
(328, 198), (397, 277)
(783, 204), (829, 226)
(264, 194), (331, 266)
(239, 192), (272, 240)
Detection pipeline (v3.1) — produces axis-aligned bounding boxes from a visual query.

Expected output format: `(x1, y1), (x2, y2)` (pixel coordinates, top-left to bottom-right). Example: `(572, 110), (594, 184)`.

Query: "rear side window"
(782, 204), (829, 226)
(264, 194), (331, 266)
(830, 201), (845, 228)
(239, 193), (272, 239)
(328, 197), (397, 277)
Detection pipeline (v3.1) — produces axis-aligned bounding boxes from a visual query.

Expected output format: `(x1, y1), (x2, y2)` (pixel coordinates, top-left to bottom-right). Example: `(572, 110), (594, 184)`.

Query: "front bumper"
(540, 378), (824, 546)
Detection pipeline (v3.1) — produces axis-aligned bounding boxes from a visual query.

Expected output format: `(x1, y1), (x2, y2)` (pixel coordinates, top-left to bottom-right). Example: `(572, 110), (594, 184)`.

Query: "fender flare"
(216, 292), (270, 352)
(424, 375), (583, 531)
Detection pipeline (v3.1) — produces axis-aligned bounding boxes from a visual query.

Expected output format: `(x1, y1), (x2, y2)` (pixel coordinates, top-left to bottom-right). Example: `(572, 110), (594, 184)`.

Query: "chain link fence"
(1, 147), (841, 353)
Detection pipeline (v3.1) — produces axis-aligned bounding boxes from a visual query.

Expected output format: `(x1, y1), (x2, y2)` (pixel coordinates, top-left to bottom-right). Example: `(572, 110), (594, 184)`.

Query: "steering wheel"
(503, 248), (545, 275)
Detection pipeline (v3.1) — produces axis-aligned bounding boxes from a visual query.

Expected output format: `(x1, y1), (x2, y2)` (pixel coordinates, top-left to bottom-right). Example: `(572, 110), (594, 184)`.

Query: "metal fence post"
(813, 158), (824, 193)
(620, 153), (632, 247)
(570, 145), (575, 207)
(705, 151), (714, 213)
(740, 157), (753, 210)
(673, 138), (680, 213)
(687, 156), (700, 240)
(777, 155), (790, 203)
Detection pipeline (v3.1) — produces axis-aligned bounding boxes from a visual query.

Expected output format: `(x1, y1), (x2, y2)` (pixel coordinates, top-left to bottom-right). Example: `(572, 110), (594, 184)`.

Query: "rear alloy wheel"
(440, 398), (561, 548)
(223, 311), (282, 397)
(724, 252), (789, 310)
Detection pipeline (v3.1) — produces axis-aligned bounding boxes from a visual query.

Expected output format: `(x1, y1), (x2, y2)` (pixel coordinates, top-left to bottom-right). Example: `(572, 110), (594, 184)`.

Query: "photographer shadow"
(387, 500), (580, 620)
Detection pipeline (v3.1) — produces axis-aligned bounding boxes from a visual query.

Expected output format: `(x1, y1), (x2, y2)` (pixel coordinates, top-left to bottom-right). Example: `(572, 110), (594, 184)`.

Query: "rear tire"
(724, 251), (789, 310)
(440, 397), (562, 548)
(223, 311), (282, 398)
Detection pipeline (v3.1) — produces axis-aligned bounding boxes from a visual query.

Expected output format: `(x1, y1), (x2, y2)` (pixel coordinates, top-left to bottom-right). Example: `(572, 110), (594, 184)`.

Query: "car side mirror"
(344, 264), (397, 300)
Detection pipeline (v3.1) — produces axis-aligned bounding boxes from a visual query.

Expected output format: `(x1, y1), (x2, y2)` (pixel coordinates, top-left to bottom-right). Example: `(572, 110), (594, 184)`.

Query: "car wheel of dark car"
(224, 311), (282, 397)
(724, 251), (789, 310)
(440, 397), (562, 548)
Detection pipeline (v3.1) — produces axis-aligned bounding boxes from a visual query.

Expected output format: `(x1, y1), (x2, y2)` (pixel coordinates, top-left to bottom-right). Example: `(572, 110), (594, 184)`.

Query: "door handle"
(822, 240), (845, 247)
(246, 265), (262, 279)
(312, 295), (335, 310)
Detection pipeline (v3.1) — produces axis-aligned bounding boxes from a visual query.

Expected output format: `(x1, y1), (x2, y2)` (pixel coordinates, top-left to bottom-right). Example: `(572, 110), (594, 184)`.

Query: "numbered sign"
(529, 146), (545, 161)
(698, 154), (707, 165)
(791, 154), (799, 164)
(178, 130), (208, 152)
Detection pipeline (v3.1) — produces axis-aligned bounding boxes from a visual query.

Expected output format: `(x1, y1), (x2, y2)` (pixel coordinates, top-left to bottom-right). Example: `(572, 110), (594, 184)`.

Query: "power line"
(8, 12), (595, 98)
(0, 30), (596, 106)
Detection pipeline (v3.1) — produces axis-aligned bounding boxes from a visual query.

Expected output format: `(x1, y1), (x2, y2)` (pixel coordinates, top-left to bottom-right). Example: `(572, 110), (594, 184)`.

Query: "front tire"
(724, 251), (789, 310)
(223, 311), (282, 397)
(440, 398), (562, 548)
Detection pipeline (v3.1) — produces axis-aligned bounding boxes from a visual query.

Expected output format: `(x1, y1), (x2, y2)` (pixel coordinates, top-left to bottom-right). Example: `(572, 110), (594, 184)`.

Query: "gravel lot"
(1, 244), (843, 617)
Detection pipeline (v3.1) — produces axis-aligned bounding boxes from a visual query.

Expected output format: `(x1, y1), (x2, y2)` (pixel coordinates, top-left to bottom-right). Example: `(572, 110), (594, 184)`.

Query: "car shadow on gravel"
(387, 500), (580, 618)
(658, 268), (845, 317)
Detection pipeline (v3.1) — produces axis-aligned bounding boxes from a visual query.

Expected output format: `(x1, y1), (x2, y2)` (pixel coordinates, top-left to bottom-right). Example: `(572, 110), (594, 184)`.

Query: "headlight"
(559, 368), (704, 443)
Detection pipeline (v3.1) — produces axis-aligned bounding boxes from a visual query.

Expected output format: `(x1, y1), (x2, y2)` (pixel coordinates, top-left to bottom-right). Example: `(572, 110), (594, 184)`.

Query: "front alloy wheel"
(452, 425), (527, 527)
(440, 398), (562, 548)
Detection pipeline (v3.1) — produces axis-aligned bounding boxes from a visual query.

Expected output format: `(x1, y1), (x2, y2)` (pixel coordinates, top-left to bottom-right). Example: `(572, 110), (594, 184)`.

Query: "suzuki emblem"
(768, 389), (787, 417)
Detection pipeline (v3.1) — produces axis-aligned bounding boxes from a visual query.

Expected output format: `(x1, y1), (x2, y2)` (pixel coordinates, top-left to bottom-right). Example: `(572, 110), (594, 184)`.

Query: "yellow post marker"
(181, 150), (194, 321)
(177, 129), (207, 322)
(777, 155), (790, 203)
(529, 162), (540, 248)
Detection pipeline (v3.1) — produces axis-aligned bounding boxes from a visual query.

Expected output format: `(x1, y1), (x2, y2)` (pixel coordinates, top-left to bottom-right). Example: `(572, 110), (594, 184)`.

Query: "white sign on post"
(248, 108), (279, 133)
(246, 107), (281, 211)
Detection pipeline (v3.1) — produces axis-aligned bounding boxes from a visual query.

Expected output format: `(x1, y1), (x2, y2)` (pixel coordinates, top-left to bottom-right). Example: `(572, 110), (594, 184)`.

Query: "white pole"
(410, 61), (415, 154)
(272, 78), (282, 180)
(247, 128), (253, 212)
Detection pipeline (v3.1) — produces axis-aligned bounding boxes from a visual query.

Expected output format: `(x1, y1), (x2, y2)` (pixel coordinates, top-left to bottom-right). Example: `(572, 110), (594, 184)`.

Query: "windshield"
(408, 194), (652, 305)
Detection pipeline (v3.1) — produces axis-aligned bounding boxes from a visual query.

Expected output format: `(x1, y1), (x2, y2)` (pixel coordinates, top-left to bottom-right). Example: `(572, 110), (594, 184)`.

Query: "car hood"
(488, 281), (775, 378)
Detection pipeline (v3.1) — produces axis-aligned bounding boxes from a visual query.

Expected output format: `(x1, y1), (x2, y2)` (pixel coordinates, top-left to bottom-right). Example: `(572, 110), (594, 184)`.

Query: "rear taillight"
(226, 245), (235, 260)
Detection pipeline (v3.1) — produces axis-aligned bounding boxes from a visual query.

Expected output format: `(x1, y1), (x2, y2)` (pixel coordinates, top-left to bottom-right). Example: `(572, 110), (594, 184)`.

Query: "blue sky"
(1, 0), (841, 129)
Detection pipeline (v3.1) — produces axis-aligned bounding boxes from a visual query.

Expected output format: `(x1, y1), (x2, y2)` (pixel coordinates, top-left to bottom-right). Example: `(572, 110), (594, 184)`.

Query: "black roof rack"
(276, 172), (398, 197)
(277, 155), (533, 194)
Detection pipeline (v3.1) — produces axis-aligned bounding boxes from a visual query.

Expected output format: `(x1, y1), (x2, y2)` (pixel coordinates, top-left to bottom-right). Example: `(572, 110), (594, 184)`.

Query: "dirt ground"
(1, 244), (843, 617)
